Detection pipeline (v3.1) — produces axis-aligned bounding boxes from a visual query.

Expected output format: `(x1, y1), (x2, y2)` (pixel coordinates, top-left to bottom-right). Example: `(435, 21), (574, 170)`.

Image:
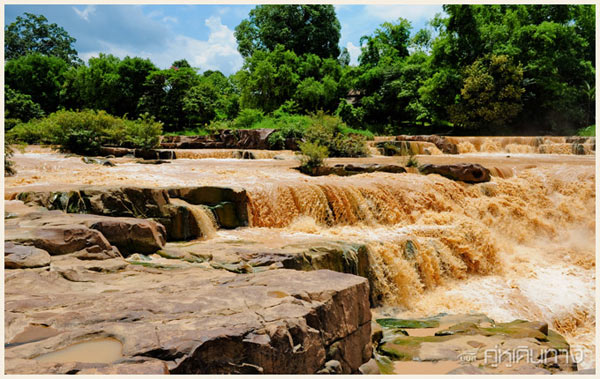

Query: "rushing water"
(5, 139), (596, 368)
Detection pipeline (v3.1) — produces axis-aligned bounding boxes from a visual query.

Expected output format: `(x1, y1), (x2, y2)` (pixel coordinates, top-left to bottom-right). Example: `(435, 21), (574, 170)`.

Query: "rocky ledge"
(371, 313), (583, 374)
(5, 264), (371, 374)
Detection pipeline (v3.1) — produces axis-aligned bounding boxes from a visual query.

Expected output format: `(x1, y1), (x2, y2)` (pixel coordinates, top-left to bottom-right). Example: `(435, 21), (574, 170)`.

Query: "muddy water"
(34, 337), (123, 363)
(5, 141), (596, 370)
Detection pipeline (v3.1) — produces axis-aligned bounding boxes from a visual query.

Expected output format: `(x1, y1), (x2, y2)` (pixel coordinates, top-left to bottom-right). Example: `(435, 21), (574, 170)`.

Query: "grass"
(576, 125), (595, 136)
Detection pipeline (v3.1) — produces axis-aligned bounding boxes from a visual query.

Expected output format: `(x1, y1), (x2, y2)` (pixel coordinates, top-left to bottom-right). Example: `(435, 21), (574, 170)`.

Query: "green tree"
(4, 85), (45, 125)
(448, 54), (524, 130)
(5, 53), (68, 114)
(138, 66), (201, 131)
(5, 13), (80, 64)
(235, 5), (341, 59)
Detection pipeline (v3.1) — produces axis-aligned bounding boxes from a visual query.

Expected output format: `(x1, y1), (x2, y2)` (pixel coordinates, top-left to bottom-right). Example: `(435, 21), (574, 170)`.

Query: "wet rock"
(7, 225), (119, 259)
(419, 163), (491, 183)
(233, 150), (256, 159)
(88, 218), (166, 256)
(5, 268), (371, 374)
(81, 157), (115, 166)
(211, 202), (241, 229)
(218, 128), (276, 149)
(5, 242), (51, 269)
(358, 358), (380, 374)
(98, 146), (134, 157)
(134, 149), (175, 160)
(300, 163), (406, 177)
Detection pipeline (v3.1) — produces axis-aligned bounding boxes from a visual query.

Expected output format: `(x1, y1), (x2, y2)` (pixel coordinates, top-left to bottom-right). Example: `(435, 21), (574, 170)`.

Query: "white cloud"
(364, 5), (442, 23)
(162, 16), (178, 24)
(80, 16), (243, 75)
(73, 5), (96, 22)
(345, 42), (361, 66)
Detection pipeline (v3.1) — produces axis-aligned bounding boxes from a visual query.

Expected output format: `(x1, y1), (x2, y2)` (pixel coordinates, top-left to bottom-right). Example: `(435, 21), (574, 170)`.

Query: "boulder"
(5, 242), (51, 269)
(81, 157), (115, 166)
(218, 129), (276, 149)
(6, 225), (119, 259)
(88, 218), (166, 256)
(5, 268), (372, 374)
(299, 163), (406, 177)
(419, 163), (491, 183)
(98, 146), (134, 157)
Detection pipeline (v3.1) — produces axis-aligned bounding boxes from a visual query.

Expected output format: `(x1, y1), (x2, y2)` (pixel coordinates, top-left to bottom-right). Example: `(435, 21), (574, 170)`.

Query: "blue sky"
(5, 4), (442, 75)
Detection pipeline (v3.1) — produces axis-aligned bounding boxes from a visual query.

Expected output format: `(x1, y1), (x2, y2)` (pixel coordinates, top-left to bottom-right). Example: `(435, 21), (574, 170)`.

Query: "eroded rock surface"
(5, 264), (371, 374)
(419, 163), (491, 183)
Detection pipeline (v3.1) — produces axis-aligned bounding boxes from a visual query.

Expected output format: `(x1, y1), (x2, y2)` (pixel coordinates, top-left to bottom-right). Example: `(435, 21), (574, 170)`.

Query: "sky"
(5, 4), (442, 75)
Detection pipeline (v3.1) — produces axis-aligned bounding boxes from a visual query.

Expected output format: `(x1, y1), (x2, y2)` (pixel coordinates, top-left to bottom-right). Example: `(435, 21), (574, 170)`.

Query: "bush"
(7, 110), (163, 154)
(303, 112), (368, 157)
(232, 108), (264, 129)
(299, 141), (328, 170)
(123, 113), (163, 150)
(576, 125), (595, 136)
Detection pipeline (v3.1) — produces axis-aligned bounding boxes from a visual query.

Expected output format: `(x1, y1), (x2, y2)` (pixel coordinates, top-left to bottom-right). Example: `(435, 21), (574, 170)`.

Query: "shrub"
(299, 141), (328, 171)
(7, 110), (163, 154)
(123, 113), (163, 150)
(303, 112), (368, 157)
(576, 125), (595, 136)
(331, 133), (368, 157)
(232, 108), (264, 129)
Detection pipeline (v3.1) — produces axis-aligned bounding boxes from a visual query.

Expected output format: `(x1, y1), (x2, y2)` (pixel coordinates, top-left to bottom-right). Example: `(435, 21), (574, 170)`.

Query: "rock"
(5, 268), (371, 374)
(300, 163), (407, 177)
(447, 365), (485, 374)
(135, 159), (170, 165)
(358, 358), (380, 375)
(169, 186), (249, 227)
(81, 157), (115, 166)
(5, 242), (51, 269)
(233, 150), (256, 159)
(212, 202), (241, 229)
(218, 128), (276, 149)
(5, 204), (166, 257)
(7, 225), (119, 259)
(88, 218), (166, 256)
(98, 146), (134, 157)
(419, 163), (491, 183)
(133, 149), (175, 160)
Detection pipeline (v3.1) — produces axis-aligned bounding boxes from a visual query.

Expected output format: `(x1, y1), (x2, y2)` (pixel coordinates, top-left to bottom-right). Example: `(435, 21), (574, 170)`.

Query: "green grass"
(576, 125), (595, 136)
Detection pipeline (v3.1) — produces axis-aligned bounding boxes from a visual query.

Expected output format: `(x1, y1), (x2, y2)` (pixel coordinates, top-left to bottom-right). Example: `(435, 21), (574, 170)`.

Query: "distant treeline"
(4, 5), (596, 136)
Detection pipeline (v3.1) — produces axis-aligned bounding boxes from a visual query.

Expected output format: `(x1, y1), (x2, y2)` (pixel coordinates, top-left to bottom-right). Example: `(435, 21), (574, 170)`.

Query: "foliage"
(5, 12), (80, 64)
(448, 54), (524, 130)
(4, 85), (44, 124)
(299, 141), (328, 170)
(7, 110), (162, 154)
(404, 152), (419, 168)
(303, 112), (368, 157)
(576, 125), (595, 136)
(235, 5), (341, 59)
(5, 53), (68, 114)
(232, 108), (264, 129)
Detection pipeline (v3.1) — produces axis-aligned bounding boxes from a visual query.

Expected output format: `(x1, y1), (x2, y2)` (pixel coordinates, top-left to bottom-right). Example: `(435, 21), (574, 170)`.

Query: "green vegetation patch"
(376, 318), (440, 329)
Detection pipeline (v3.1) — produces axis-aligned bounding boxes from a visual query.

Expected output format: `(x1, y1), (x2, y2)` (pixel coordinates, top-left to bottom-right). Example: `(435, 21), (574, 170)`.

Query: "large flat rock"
(5, 263), (371, 374)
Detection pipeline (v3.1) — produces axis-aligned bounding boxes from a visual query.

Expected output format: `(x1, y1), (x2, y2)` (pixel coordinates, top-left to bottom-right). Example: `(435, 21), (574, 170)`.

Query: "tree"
(138, 66), (201, 131)
(171, 59), (192, 69)
(235, 5), (341, 59)
(448, 54), (524, 130)
(5, 53), (68, 114)
(359, 18), (412, 67)
(5, 13), (80, 64)
(4, 85), (45, 124)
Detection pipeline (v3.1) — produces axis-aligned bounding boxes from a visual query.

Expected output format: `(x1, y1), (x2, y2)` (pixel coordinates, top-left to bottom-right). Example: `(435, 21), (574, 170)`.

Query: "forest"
(4, 4), (596, 143)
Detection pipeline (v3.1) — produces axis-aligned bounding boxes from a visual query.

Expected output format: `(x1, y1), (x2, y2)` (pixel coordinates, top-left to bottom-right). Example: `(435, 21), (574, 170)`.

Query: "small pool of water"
(34, 337), (123, 364)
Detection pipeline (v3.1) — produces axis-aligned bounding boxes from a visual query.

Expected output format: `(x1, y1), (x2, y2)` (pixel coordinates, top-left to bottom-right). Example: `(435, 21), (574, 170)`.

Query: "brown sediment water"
(34, 337), (123, 364)
(445, 136), (595, 155)
(5, 140), (595, 369)
(170, 198), (218, 239)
